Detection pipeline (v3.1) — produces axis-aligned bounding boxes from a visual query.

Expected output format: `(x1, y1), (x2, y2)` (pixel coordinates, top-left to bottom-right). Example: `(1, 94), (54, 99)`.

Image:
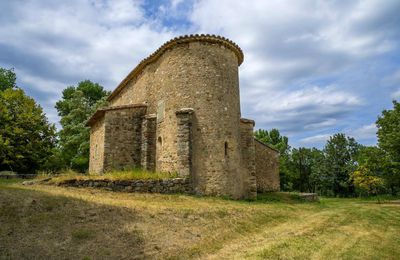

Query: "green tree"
(287, 147), (326, 193)
(289, 147), (313, 192)
(376, 102), (400, 194)
(254, 128), (290, 155)
(0, 68), (17, 91)
(324, 133), (361, 196)
(376, 101), (400, 162)
(55, 80), (109, 172)
(352, 165), (385, 197)
(308, 148), (327, 194)
(357, 146), (390, 178)
(0, 88), (56, 173)
(354, 146), (391, 196)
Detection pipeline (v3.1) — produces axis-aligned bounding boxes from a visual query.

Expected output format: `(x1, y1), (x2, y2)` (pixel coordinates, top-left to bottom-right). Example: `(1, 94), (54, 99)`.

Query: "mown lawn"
(0, 179), (399, 259)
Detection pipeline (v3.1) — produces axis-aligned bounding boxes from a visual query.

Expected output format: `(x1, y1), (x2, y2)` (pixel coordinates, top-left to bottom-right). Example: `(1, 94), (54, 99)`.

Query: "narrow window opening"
(158, 136), (163, 146)
(224, 142), (228, 157)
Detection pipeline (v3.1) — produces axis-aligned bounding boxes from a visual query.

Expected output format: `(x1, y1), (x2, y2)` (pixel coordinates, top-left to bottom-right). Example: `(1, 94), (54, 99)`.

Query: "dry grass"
(1, 179), (399, 259)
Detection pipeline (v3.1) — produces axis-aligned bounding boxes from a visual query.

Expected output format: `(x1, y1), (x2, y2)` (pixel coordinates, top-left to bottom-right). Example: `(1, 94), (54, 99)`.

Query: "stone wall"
(239, 119), (257, 199)
(56, 178), (191, 194)
(103, 106), (147, 172)
(175, 108), (194, 178)
(140, 115), (156, 171)
(89, 116), (105, 174)
(88, 105), (147, 173)
(254, 140), (280, 192)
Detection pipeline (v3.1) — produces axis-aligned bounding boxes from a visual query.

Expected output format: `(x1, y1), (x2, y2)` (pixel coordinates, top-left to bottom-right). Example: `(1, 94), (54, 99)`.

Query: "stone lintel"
(175, 108), (195, 115)
(240, 118), (255, 126)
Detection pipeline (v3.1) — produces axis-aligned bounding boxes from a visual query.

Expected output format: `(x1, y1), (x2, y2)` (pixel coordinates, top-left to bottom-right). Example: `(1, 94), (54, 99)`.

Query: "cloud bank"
(1, 0), (399, 148)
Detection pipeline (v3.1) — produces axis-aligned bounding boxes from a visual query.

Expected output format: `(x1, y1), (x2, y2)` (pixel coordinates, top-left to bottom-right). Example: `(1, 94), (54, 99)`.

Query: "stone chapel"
(87, 34), (279, 199)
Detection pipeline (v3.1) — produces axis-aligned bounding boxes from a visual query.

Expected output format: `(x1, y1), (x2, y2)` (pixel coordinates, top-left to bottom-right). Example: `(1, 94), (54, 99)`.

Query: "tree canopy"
(377, 100), (400, 162)
(55, 80), (109, 172)
(254, 128), (290, 156)
(323, 133), (361, 196)
(376, 100), (400, 194)
(0, 67), (17, 91)
(0, 87), (56, 173)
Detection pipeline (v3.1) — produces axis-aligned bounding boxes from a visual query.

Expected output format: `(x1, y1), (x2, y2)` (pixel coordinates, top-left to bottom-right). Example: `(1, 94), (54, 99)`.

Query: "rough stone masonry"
(86, 34), (280, 199)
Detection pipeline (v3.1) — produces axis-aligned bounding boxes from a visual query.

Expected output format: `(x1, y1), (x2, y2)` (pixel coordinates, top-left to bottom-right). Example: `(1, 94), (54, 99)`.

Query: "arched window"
(158, 136), (163, 146)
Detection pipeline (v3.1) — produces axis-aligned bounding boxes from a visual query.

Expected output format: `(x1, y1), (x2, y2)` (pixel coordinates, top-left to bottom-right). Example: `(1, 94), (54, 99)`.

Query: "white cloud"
(348, 123), (377, 139)
(252, 85), (361, 113)
(298, 123), (377, 146)
(392, 89), (400, 99)
(93, 0), (144, 25)
(299, 134), (331, 145)
(246, 85), (362, 134)
(304, 119), (337, 130)
(171, 0), (185, 9)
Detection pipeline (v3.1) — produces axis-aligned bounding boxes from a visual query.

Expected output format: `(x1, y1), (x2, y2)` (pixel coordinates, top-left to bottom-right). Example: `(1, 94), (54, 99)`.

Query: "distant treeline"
(254, 105), (400, 197)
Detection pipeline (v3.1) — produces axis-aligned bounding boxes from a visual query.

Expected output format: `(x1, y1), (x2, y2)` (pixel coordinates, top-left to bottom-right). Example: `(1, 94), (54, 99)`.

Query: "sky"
(1, 0), (399, 148)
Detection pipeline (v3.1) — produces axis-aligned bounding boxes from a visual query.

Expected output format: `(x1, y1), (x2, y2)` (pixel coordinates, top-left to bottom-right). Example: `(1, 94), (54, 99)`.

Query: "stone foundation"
(56, 178), (192, 194)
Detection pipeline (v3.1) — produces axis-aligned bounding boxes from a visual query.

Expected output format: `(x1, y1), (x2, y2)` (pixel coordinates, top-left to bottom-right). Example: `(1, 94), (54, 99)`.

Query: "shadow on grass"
(0, 178), (24, 185)
(0, 186), (145, 260)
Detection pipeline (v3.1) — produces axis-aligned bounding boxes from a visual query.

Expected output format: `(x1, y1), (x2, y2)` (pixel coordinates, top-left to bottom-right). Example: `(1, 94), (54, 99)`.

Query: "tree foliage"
(254, 129), (394, 196)
(288, 147), (326, 193)
(254, 128), (290, 155)
(376, 100), (400, 194)
(55, 80), (109, 172)
(0, 68), (17, 91)
(376, 100), (400, 161)
(0, 87), (56, 173)
(323, 133), (361, 196)
(352, 166), (385, 196)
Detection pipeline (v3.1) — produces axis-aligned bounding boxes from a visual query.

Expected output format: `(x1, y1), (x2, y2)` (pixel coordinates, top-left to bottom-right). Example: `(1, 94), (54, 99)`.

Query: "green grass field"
(0, 179), (399, 259)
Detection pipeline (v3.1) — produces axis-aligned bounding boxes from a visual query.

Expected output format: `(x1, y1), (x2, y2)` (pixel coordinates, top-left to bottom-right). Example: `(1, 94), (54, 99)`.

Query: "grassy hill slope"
(0, 179), (399, 259)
